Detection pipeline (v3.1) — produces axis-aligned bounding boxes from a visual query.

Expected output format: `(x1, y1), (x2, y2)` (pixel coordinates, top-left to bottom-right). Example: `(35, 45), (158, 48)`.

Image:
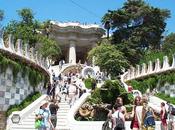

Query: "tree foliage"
(4, 8), (61, 63)
(38, 36), (61, 64)
(88, 40), (128, 77)
(102, 0), (170, 65)
(162, 33), (175, 54)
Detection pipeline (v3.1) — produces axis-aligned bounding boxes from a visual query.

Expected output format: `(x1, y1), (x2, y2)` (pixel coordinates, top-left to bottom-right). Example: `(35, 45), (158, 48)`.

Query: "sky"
(0, 0), (175, 34)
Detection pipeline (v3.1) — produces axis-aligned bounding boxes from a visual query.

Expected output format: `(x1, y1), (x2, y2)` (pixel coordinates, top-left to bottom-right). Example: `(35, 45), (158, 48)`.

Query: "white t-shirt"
(112, 111), (124, 119)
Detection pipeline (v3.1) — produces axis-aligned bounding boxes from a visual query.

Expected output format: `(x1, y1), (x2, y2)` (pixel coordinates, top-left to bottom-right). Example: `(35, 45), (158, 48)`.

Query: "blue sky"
(0, 0), (175, 34)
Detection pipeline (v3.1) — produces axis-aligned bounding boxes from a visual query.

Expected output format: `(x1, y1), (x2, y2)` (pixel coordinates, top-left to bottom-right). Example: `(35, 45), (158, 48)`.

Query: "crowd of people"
(104, 95), (175, 130)
(35, 70), (89, 130)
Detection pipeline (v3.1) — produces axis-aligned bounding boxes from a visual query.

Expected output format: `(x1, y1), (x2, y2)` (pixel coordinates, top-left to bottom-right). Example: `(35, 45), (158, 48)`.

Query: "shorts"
(50, 114), (57, 128)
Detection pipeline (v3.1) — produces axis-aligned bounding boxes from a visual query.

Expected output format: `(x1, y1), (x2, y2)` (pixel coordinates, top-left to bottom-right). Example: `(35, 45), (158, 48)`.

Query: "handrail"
(6, 94), (47, 130)
(123, 55), (175, 82)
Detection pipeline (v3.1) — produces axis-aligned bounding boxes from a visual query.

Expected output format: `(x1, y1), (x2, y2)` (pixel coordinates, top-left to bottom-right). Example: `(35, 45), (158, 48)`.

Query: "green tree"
(5, 8), (39, 45)
(4, 8), (61, 64)
(17, 8), (34, 25)
(38, 36), (61, 66)
(88, 40), (128, 77)
(102, 0), (170, 65)
(162, 33), (175, 54)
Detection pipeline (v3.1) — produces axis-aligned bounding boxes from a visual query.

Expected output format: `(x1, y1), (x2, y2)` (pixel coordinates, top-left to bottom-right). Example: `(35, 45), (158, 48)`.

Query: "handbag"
(35, 119), (42, 129)
(102, 119), (112, 130)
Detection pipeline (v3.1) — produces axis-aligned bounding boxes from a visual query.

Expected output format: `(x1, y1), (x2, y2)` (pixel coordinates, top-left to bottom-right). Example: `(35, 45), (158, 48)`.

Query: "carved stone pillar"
(16, 39), (22, 55)
(162, 56), (169, 69)
(69, 40), (76, 64)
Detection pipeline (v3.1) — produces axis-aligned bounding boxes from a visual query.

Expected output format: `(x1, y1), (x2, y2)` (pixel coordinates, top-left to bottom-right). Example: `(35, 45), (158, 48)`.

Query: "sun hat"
(41, 100), (48, 106)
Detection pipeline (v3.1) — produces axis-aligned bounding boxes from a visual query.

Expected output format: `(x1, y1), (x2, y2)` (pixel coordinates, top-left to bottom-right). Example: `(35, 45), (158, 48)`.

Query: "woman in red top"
(160, 102), (168, 130)
(130, 96), (141, 130)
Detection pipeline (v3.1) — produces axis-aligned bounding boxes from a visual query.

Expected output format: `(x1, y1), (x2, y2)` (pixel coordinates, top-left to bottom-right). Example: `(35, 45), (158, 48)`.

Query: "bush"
(129, 71), (175, 94)
(88, 80), (134, 105)
(87, 88), (102, 105)
(84, 78), (95, 89)
(6, 91), (41, 117)
(155, 93), (175, 105)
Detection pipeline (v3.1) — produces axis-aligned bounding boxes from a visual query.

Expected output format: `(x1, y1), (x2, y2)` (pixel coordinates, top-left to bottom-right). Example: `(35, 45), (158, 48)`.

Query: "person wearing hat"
(36, 100), (54, 130)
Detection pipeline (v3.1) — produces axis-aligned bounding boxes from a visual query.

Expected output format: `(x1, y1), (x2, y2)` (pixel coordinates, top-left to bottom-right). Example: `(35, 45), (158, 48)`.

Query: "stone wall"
(0, 112), (6, 130)
(0, 66), (44, 111)
(158, 83), (175, 97)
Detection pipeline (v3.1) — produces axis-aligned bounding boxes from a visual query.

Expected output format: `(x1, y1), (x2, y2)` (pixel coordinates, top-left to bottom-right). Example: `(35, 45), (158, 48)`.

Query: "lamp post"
(104, 20), (111, 39)
(11, 113), (20, 124)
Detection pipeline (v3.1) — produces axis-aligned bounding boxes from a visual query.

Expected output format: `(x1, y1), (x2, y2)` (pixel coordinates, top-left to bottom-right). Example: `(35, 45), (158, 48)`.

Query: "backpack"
(164, 111), (168, 119)
(143, 111), (155, 127)
(171, 107), (175, 115)
(102, 119), (112, 130)
(114, 112), (125, 130)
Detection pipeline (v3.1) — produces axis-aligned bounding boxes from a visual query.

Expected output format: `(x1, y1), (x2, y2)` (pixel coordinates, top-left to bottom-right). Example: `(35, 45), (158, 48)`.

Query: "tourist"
(50, 82), (56, 100)
(130, 96), (142, 130)
(76, 77), (87, 98)
(46, 83), (52, 101)
(61, 81), (69, 101)
(55, 80), (61, 102)
(49, 99), (59, 130)
(51, 69), (55, 81)
(36, 100), (54, 130)
(166, 101), (174, 130)
(115, 97), (127, 117)
(111, 104), (125, 130)
(160, 102), (168, 130)
(142, 96), (155, 130)
(68, 79), (77, 107)
(107, 97), (127, 120)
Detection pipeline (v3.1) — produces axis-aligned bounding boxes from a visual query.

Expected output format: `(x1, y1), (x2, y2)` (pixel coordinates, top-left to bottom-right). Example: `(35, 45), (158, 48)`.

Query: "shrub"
(6, 91), (41, 117)
(84, 78), (95, 89)
(155, 93), (175, 105)
(87, 88), (102, 105)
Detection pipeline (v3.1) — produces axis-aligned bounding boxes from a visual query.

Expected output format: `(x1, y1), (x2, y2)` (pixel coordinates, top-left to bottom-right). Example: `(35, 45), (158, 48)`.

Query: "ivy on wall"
(0, 52), (48, 88)
(128, 71), (175, 94)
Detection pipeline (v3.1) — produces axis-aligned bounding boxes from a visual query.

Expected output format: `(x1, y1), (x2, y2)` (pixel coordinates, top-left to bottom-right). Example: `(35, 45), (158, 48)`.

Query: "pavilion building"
(49, 21), (105, 65)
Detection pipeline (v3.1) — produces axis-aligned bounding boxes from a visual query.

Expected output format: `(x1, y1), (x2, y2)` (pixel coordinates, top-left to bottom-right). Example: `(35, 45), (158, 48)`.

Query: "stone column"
(0, 111), (6, 130)
(69, 40), (76, 64)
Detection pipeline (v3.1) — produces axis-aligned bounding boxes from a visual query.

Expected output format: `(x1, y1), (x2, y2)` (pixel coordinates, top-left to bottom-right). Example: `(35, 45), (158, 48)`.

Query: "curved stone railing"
(123, 55), (175, 82)
(67, 92), (162, 130)
(6, 94), (47, 130)
(0, 29), (50, 76)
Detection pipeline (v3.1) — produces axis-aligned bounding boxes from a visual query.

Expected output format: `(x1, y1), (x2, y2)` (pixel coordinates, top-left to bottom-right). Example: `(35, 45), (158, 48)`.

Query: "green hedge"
(6, 92), (41, 117)
(84, 78), (95, 89)
(129, 71), (175, 94)
(0, 53), (48, 87)
(87, 80), (134, 105)
(155, 93), (175, 105)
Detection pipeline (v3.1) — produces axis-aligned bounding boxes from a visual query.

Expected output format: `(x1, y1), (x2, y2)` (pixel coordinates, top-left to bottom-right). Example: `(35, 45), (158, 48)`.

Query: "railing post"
(8, 34), (15, 52)
(25, 44), (30, 59)
(0, 29), (5, 49)
(136, 65), (140, 77)
(162, 56), (169, 70)
(147, 61), (153, 74)
(127, 69), (131, 80)
(131, 67), (135, 79)
(141, 63), (146, 75)
(172, 54), (175, 68)
(154, 58), (161, 72)
(16, 39), (22, 56)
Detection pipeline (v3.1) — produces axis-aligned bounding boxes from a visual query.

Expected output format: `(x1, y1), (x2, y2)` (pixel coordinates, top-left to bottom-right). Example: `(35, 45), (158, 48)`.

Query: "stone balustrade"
(123, 54), (175, 82)
(0, 31), (49, 73)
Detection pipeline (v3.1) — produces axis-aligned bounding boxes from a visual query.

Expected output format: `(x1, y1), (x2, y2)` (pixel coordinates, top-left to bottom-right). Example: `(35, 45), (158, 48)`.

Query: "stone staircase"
(56, 97), (70, 130)
(9, 95), (71, 130)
